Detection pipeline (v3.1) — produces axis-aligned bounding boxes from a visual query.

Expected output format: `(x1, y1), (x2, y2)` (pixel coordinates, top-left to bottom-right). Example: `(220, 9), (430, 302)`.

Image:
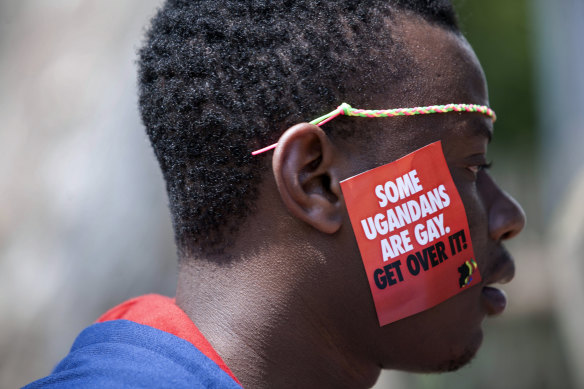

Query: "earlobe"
(272, 123), (343, 234)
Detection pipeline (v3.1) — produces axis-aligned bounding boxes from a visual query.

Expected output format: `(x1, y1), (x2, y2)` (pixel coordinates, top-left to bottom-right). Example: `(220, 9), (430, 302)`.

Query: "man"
(25, 0), (525, 388)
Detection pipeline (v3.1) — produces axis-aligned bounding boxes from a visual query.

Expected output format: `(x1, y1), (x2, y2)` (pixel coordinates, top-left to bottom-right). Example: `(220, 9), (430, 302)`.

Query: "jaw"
(366, 281), (487, 373)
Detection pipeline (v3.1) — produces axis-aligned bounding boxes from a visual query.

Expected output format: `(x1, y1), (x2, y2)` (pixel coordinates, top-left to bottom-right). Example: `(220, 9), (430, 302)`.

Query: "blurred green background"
(1, 1), (582, 388)
(455, 0), (536, 149)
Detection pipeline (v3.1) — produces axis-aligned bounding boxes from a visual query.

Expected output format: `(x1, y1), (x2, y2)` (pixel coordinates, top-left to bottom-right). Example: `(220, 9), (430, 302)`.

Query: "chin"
(437, 344), (480, 372)
(433, 327), (483, 372)
(391, 324), (484, 374)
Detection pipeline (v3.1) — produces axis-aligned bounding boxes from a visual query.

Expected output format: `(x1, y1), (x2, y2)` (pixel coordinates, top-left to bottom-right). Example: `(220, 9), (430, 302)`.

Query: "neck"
(175, 253), (381, 389)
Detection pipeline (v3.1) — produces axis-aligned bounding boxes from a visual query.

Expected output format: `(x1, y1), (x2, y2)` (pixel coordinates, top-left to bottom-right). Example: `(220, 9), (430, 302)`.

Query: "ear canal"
(301, 172), (339, 204)
(320, 174), (339, 203)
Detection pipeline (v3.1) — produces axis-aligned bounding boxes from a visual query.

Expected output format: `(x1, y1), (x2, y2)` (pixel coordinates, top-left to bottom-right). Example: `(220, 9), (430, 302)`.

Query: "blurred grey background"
(1, 1), (582, 388)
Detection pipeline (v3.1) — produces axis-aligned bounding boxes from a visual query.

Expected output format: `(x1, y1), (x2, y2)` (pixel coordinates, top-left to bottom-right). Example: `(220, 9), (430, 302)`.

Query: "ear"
(272, 123), (343, 234)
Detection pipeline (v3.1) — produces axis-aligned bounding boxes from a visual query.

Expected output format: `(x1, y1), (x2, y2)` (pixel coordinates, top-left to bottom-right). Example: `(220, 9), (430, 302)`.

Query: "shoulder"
(23, 320), (242, 389)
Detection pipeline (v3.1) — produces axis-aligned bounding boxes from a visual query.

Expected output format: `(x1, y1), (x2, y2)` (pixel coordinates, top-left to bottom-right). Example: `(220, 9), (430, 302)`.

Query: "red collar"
(97, 294), (240, 385)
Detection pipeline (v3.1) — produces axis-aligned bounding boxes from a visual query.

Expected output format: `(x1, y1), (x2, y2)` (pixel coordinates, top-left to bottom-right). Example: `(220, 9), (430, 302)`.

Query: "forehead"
(396, 15), (489, 106)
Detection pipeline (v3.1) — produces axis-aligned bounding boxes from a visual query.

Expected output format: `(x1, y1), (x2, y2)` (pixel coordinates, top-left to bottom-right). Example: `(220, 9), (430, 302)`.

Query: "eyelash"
(467, 161), (492, 174)
(480, 161), (493, 171)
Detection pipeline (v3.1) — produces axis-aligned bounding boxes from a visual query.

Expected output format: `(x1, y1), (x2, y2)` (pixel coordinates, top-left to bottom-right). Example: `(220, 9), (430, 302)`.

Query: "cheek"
(453, 179), (489, 266)
(383, 179), (490, 371)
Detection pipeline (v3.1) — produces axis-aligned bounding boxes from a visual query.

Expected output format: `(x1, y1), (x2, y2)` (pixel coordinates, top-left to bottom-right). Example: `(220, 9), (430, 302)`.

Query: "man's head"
(138, 0), (525, 384)
(138, 0), (459, 256)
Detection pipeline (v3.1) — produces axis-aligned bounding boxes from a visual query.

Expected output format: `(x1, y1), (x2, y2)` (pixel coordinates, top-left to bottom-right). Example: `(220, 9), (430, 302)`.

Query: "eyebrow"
(469, 120), (493, 144)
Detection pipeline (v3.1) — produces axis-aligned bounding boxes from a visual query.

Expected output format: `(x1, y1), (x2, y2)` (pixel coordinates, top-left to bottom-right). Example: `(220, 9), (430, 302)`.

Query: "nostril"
(500, 229), (519, 241)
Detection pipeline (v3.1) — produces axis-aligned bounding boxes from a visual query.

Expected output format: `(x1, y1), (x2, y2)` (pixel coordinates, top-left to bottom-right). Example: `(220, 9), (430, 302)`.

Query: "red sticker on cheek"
(340, 141), (480, 326)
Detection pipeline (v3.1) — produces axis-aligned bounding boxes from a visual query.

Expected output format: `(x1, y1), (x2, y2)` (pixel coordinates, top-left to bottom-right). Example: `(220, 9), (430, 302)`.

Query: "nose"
(489, 190), (525, 241)
(482, 174), (526, 241)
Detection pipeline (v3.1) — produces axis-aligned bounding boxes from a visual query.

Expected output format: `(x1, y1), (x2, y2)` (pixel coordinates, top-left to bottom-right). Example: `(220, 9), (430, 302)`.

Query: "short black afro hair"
(138, 0), (458, 256)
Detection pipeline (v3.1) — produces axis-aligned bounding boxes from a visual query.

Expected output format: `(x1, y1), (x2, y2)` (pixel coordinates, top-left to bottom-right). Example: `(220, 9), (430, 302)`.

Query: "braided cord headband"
(251, 102), (496, 155)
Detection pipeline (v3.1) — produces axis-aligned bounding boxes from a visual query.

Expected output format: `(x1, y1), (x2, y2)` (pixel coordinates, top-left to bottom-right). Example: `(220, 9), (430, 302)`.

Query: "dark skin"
(176, 14), (525, 389)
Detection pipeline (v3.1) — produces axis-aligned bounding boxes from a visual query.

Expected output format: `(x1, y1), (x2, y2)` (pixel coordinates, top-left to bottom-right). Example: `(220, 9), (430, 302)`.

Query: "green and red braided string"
(252, 102), (496, 155)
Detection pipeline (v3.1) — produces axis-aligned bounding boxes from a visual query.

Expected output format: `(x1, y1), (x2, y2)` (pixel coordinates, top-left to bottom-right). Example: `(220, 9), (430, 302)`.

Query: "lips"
(481, 252), (515, 316)
(481, 286), (507, 315)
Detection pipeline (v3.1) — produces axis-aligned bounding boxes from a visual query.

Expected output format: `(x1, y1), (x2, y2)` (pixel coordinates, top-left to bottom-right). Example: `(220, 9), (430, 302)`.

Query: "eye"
(467, 161), (492, 175)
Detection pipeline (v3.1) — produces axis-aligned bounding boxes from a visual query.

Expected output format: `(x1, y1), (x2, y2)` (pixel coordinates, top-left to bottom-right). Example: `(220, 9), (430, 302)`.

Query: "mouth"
(481, 286), (507, 316)
(481, 254), (515, 316)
